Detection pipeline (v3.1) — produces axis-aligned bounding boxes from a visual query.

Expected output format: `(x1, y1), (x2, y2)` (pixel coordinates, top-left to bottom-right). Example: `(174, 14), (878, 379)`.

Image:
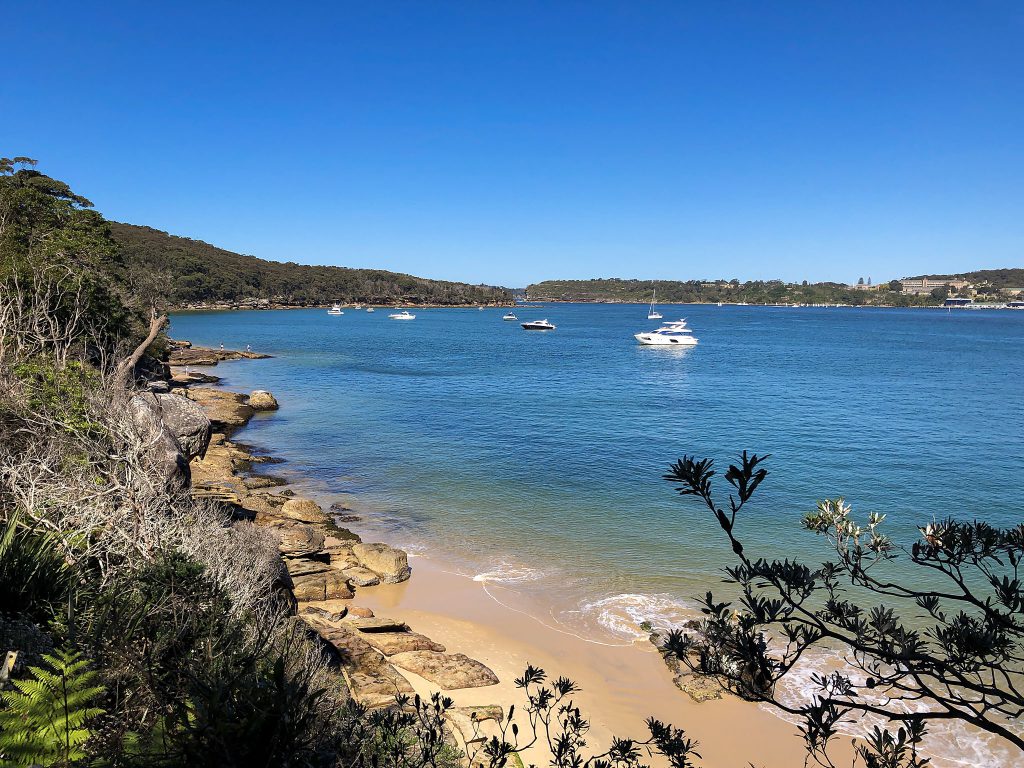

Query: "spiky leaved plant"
(0, 648), (105, 767)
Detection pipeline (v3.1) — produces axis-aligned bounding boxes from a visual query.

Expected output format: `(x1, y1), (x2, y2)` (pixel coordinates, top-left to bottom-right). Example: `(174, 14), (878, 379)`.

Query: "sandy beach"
(352, 553), (821, 767)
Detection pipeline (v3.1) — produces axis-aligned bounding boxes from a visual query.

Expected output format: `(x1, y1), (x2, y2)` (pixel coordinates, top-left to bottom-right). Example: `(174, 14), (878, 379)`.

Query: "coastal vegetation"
(663, 452), (1024, 765)
(110, 222), (512, 309)
(526, 277), (1013, 306)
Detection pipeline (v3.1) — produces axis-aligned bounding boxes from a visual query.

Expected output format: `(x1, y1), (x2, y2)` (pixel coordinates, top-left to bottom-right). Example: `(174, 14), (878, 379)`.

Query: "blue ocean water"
(169, 304), (1024, 640)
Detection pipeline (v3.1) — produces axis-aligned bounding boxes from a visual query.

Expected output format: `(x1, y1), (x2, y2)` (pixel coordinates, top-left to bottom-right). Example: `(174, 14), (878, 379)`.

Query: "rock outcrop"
(352, 543), (411, 584)
(360, 631), (445, 656)
(169, 346), (272, 366)
(185, 388), (254, 431)
(248, 390), (279, 410)
(128, 392), (213, 490)
(388, 651), (499, 690)
(279, 498), (330, 524)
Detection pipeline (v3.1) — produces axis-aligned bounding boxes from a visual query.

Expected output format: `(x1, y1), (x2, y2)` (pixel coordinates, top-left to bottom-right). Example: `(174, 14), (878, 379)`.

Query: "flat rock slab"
(389, 651), (499, 690)
(187, 388), (254, 429)
(345, 616), (408, 633)
(360, 631), (446, 656)
(342, 566), (380, 586)
(303, 616), (413, 708)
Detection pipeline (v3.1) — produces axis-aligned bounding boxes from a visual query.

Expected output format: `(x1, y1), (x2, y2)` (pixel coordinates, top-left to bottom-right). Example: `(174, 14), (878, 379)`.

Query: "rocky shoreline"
(163, 344), (507, 744)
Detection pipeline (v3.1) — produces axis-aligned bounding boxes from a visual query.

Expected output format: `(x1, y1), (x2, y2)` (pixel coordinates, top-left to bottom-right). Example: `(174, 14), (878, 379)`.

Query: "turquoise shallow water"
(169, 304), (1024, 637)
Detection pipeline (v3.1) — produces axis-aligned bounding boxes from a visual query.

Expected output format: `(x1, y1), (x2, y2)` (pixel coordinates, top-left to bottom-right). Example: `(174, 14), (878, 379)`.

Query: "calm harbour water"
(170, 303), (1023, 763)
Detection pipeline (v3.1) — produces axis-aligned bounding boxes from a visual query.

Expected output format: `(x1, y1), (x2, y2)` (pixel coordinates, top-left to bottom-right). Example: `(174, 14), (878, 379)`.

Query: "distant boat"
(647, 290), (663, 320)
(352, 304), (363, 310)
(503, 312), (518, 321)
(389, 310), (416, 320)
(521, 319), (555, 331)
(367, 307), (375, 312)
(635, 319), (698, 346)
(327, 304), (343, 316)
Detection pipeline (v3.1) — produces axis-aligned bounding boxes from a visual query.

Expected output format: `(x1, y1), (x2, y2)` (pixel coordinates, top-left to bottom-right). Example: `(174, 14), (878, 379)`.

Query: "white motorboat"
(389, 310), (416, 320)
(503, 312), (518, 321)
(327, 304), (343, 316)
(521, 319), (556, 331)
(635, 319), (698, 346)
(647, 290), (663, 320)
(367, 307), (375, 312)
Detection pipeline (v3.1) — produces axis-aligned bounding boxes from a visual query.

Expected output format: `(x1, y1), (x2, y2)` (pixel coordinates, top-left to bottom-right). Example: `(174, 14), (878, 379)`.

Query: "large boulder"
(152, 393), (212, 460)
(279, 498), (329, 524)
(270, 521), (325, 558)
(388, 651), (499, 690)
(128, 393), (194, 490)
(352, 543), (411, 584)
(248, 390), (279, 410)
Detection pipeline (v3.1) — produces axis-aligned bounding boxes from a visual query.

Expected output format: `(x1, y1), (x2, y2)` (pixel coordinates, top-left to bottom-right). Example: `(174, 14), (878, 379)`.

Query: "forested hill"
(110, 222), (512, 307)
(908, 268), (1024, 288)
(526, 278), (937, 306)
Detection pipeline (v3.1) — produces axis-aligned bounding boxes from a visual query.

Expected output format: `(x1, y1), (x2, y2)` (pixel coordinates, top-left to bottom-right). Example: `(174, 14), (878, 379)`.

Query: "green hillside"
(525, 278), (937, 306)
(110, 222), (511, 307)
(909, 268), (1024, 288)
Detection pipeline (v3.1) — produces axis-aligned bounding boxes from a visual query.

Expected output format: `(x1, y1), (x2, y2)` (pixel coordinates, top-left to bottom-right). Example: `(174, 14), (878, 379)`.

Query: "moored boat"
(647, 290), (663, 320)
(521, 319), (556, 331)
(634, 319), (698, 346)
(389, 310), (416, 320)
(327, 304), (343, 316)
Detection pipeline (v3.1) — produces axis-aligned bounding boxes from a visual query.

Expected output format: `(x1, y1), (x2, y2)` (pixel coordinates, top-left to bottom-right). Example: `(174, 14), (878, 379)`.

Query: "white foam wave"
(771, 647), (1021, 768)
(577, 593), (696, 641)
(472, 562), (547, 585)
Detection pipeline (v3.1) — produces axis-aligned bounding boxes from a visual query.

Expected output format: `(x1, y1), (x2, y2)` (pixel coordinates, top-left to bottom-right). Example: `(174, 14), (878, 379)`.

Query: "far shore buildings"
(898, 276), (971, 295)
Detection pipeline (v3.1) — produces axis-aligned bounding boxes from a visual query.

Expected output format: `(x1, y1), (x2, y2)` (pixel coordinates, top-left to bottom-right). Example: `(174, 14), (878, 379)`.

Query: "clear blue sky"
(4, 2), (1022, 287)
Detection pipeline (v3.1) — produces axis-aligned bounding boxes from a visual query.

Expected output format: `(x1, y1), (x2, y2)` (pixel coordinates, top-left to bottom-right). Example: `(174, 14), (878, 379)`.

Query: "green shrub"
(12, 359), (104, 438)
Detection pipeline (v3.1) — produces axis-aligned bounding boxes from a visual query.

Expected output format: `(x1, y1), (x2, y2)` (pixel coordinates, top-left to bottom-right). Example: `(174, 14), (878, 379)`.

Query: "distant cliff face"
(110, 222), (512, 308)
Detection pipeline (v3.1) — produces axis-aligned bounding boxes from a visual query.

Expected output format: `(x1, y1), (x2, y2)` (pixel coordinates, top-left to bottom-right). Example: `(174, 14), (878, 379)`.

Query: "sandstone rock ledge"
(180, 374), (501, 722)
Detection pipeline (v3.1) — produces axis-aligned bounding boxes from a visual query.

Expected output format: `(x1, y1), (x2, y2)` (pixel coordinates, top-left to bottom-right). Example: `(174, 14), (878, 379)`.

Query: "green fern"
(0, 648), (105, 767)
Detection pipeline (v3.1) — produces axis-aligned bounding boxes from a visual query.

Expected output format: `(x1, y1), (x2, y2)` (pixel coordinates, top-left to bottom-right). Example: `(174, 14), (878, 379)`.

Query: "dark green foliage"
(0, 157), (145, 355)
(0, 513), (74, 625)
(12, 359), (104, 437)
(0, 648), (105, 767)
(663, 452), (1024, 764)
(110, 222), (512, 308)
(527, 277), (943, 306)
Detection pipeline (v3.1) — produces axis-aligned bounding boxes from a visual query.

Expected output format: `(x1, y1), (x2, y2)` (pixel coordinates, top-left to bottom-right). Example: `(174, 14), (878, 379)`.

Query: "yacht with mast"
(647, 290), (663, 320)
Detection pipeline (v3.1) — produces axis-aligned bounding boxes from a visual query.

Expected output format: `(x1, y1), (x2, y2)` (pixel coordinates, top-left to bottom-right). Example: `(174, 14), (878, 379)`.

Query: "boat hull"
(634, 333), (697, 346)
